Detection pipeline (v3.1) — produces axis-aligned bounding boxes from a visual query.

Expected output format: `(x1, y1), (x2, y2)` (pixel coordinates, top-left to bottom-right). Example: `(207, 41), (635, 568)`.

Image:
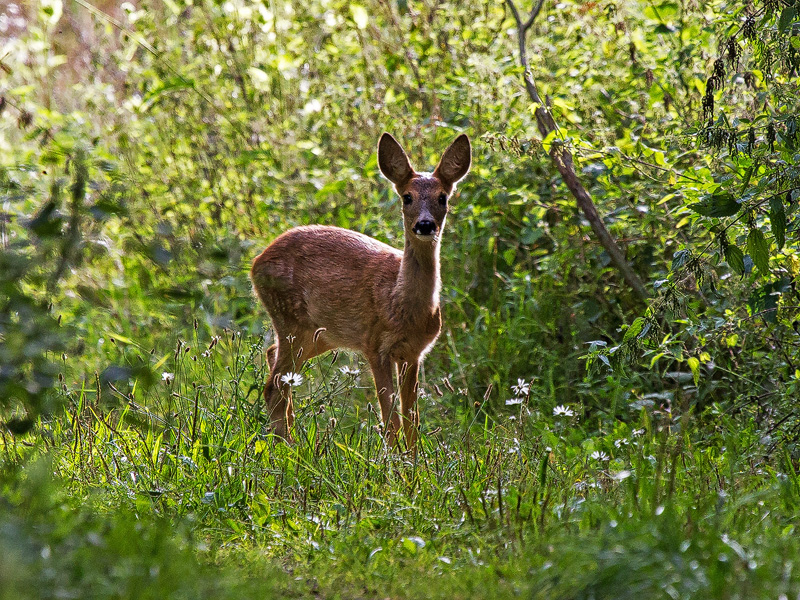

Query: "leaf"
(350, 4), (369, 29)
(671, 249), (691, 271)
(746, 229), (770, 275)
(748, 278), (790, 323)
(624, 317), (645, 342)
(689, 192), (739, 217)
(778, 7), (796, 34)
(724, 244), (745, 275)
(687, 357), (700, 385)
(140, 76), (194, 112)
(769, 194), (786, 250)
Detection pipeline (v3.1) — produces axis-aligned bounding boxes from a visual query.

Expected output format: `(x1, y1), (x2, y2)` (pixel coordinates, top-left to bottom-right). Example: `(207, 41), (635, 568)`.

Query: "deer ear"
(434, 134), (471, 187)
(378, 133), (414, 185)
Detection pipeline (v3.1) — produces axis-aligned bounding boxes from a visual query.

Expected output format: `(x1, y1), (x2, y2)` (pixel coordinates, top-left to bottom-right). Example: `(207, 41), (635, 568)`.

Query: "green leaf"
(624, 317), (645, 342)
(778, 7), (796, 34)
(769, 194), (786, 250)
(672, 249), (691, 271)
(689, 192), (739, 217)
(687, 357), (700, 385)
(746, 229), (770, 275)
(724, 244), (745, 275)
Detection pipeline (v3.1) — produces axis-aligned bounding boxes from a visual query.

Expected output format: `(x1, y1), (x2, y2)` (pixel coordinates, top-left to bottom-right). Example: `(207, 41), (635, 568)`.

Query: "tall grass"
(3, 325), (794, 598)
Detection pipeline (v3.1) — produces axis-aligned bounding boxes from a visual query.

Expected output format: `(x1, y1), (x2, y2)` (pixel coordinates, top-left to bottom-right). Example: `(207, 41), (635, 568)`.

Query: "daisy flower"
(511, 378), (530, 396)
(280, 372), (303, 387)
(553, 405), (574, 417)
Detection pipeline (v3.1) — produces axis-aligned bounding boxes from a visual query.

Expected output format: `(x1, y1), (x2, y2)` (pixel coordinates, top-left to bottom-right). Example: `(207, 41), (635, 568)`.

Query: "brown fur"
(250, 133), (471, 451)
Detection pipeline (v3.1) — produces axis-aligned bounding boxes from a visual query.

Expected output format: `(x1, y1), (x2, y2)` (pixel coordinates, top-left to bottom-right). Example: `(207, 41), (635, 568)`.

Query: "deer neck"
(395, 236), (441, 315)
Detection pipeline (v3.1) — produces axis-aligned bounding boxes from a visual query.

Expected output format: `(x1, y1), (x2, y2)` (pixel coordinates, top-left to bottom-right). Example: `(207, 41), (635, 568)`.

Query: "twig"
(505, 0), (649, 301)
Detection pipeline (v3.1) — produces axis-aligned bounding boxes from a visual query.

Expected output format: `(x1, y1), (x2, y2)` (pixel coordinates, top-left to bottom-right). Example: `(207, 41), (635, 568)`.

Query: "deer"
(250, 132), (471, 452)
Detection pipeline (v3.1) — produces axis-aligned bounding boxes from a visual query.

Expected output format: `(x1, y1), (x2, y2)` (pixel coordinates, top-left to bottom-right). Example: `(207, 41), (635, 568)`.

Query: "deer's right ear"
(378, 133), (414, 186)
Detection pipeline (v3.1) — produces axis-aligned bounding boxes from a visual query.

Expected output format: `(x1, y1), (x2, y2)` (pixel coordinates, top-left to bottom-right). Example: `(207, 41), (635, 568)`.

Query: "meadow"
(2, 0), (799, 598)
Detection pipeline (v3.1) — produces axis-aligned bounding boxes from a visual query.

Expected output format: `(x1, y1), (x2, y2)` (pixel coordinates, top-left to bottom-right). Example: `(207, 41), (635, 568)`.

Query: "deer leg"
(263, 336), (306, 443)
(266, 343), (277, 371)
(264, 333), (331, 443)
(368, 354), (400, 447)
(398, 361), (420, 453)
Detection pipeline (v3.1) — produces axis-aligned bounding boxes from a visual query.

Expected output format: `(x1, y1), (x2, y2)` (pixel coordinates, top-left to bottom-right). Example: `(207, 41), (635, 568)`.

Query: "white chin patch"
(414, 233), (436, 242)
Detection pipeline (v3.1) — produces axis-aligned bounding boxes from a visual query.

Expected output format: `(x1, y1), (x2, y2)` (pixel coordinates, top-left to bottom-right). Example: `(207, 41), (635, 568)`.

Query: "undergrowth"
(3, 327), (799, 599)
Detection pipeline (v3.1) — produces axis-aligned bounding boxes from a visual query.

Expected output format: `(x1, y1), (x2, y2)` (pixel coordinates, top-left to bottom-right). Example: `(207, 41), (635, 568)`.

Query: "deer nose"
(413, 220), (437, 236)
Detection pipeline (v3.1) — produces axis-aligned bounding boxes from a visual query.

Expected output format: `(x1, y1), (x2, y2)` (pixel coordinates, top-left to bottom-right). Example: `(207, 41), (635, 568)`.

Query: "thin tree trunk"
(505, 0), (649, 301)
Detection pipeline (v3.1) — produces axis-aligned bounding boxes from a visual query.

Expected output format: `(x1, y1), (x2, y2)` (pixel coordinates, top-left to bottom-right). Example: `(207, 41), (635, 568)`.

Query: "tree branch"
(504, 0), (649, 301)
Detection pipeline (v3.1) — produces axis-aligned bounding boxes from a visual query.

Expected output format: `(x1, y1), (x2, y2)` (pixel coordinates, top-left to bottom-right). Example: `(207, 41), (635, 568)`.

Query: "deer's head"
(378, 133), (471, 244)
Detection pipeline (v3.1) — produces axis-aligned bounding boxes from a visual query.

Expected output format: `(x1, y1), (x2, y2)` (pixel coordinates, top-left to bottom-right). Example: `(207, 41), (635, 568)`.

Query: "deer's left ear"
(434, 134), (471, 187)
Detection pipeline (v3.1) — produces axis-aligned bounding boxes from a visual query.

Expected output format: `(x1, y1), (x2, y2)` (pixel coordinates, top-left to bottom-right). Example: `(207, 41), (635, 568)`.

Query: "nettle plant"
(587, 1), (800, 424)
(694, 0), (799, 283)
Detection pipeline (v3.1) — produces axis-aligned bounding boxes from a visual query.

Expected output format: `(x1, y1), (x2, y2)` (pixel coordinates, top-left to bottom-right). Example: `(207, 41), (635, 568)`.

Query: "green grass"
(3, 327), (799, 599)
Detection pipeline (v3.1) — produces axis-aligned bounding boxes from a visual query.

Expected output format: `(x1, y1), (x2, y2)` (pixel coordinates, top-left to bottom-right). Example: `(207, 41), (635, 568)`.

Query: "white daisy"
(339, 365), (360, 376)
(590, 450), (609, 461)
(505, 397), (524, 406)
(614, 438), (630, 448)
(161, 372), (175, 385)
(511, 378), (530, 396)
(553, 405), (574, 417)
(280, 372), (303, 387)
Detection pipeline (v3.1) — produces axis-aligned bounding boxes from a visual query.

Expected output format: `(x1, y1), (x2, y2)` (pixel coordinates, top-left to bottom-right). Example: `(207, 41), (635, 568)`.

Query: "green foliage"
(2, 0), (800, 596)
(694, 0), (800, 282)
(0, 459), (292, 599)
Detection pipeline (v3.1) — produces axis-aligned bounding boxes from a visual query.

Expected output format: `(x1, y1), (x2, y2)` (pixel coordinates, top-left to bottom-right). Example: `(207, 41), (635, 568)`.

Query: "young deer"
(250, 133), (471, 451)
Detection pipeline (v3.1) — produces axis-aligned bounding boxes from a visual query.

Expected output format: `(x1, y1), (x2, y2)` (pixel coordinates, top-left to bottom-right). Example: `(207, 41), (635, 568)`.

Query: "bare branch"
(506, 0), (545, 35)
(524, 0), (545, 30)
(504, 0), (648, 301)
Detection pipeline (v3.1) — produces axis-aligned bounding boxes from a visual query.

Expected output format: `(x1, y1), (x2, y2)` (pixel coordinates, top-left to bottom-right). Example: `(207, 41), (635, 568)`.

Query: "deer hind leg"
(398, 361), (420, 453)
(266, 343), (278, 371)
(367, 353), (401, 448)
(263, 331), (331, 443)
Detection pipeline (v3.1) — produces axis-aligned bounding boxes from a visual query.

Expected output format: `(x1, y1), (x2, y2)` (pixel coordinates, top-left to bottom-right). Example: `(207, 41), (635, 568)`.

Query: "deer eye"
(402, 193), (413, 205)
(438, 193), (448, 205)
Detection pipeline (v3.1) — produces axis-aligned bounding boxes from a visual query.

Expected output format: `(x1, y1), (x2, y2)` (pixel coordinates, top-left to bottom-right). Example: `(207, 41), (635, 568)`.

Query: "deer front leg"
(398, 361), (420, 453)
(368, 354), (401, 447)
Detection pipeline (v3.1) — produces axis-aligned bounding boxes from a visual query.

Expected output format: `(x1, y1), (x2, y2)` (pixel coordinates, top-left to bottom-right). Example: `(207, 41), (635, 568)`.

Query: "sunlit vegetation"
(2, 0), (799, 597)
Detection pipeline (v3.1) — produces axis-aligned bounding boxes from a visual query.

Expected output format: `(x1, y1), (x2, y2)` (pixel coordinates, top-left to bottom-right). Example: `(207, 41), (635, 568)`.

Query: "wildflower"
(553, 405), (574, 417)
(590, 450), (609, 461)
(505, 397), (524, 406)
(161, 372), (175, 385)
(280, 372), (303, 387)
(614, 438), (630, 448)
(632, 428), (646, 437)
(612, 470), (631, 481)
(511, 378), (530, 396)
(339, 365), (360, 376)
